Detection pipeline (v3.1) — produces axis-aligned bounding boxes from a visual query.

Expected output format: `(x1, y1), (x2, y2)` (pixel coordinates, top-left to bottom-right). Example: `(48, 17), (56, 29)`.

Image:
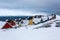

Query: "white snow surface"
(0, 9), (60, 40)
(0, 15), (60, 40)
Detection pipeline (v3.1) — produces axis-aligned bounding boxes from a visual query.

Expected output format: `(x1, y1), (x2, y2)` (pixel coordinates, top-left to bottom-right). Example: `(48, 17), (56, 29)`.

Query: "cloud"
(0, 0), (59, 8)
(0, 9), (48, 16)
(0, 0), (60, 14)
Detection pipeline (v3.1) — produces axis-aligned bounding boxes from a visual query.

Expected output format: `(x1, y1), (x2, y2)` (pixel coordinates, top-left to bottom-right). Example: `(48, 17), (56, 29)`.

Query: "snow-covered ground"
(0, 10), (60, 40)
(0, 14), (60, 40)
(0, 27), (60, 40)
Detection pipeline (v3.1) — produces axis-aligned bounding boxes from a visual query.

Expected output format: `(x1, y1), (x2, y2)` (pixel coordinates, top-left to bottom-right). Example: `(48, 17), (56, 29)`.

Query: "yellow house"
(28, 16), (34, 25)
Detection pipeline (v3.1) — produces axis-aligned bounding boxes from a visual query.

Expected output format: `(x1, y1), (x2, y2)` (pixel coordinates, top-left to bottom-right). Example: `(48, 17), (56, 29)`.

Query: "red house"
(2, 20), (16, 29)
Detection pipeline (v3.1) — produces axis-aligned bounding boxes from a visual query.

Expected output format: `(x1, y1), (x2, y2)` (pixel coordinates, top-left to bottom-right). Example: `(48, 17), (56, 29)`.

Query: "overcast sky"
(0, 0), (60, 14)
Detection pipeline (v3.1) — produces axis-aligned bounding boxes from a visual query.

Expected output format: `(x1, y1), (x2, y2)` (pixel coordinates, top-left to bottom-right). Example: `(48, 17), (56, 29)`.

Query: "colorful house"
(2, 20), (16, 29)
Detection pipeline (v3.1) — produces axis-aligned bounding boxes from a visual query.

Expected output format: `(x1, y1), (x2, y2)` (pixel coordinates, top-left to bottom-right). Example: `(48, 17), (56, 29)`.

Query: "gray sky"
(0, 0), (60, 14)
